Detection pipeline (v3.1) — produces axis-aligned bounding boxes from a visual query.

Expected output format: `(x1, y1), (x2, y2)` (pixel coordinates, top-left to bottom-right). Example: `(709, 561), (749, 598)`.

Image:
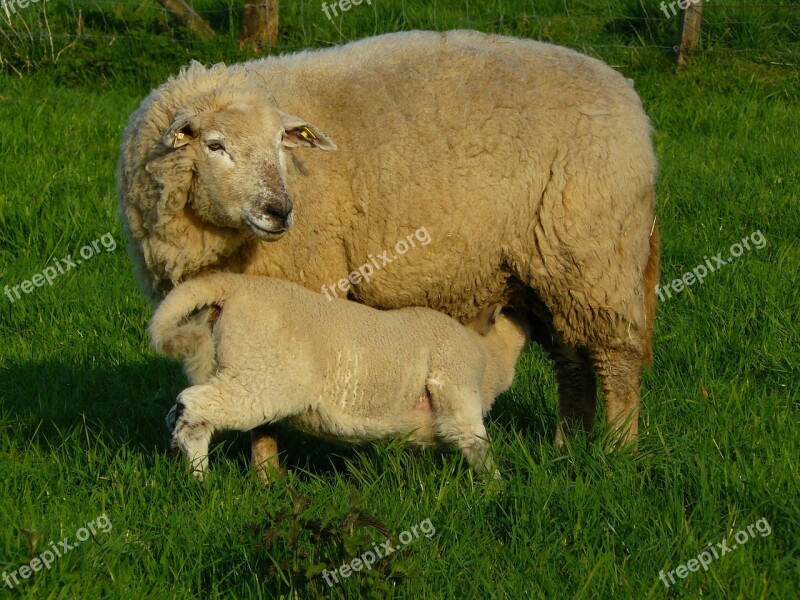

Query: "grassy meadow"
(1, 1), (798, 598)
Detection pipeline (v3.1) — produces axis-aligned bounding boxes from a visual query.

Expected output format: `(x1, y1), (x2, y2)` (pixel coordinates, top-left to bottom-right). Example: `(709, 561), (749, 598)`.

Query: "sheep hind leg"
(428, 382), (500, 479)
(517, 299), (597, 447)
(551, 346), (597, 448)
(589, 347), (642, 450)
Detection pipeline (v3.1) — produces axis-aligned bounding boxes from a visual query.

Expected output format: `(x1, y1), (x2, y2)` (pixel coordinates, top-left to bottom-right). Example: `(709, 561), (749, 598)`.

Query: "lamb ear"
(468, 304), (504, 336)
(163, 113), (199, 149)
(280, 114), (337, 151)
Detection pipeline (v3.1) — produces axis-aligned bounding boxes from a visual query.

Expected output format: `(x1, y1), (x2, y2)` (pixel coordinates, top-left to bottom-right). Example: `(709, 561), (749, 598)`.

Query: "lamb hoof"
(484, 472), (506, 497)
(165, 404), (178, 433)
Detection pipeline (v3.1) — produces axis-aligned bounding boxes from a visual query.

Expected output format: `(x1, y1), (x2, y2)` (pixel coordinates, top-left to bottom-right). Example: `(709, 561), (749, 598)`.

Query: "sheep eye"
(207, 141), (225, 152)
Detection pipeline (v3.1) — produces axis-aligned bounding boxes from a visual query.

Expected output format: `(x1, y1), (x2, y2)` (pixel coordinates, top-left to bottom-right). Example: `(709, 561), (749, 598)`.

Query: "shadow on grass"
(0, 348), (558, 480)
(0, 357), (359, 479)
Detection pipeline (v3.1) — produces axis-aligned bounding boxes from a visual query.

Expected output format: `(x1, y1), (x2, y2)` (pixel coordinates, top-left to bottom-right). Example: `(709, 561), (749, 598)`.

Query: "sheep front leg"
(250, 424), (284, 484)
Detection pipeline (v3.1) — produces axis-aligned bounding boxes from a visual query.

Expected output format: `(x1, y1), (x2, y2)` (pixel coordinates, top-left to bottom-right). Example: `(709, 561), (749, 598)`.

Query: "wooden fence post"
(240, 0), (279, 51)
(677, 0), (703, 65)
(156, 0), (214, 40)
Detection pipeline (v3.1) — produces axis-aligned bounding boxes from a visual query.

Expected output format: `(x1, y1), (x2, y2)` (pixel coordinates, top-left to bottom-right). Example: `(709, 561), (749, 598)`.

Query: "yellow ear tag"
(300, 127), (317, 141)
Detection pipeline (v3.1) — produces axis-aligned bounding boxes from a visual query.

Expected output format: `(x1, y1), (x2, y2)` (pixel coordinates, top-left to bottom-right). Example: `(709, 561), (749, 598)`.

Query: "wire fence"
(1, 0), (798, 72)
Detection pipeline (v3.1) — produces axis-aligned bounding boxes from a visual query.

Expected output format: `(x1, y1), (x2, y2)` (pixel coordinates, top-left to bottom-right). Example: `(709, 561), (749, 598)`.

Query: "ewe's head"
(145, 91), (336, 241)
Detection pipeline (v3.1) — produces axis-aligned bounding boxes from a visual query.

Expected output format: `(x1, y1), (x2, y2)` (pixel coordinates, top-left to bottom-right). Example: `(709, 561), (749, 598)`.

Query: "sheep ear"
(163, 114), (199, 149)
(468, 304), (503, 336)
(280, 114), (337, 151)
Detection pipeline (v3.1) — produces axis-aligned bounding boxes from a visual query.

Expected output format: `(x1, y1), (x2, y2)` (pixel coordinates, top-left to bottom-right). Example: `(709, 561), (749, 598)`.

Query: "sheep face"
(148, 102), (337, 241)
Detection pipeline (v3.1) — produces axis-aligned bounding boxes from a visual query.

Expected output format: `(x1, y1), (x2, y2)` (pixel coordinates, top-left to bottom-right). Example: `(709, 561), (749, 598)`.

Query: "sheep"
(118, 30), (659, 477)
(150, 273), (531, 479)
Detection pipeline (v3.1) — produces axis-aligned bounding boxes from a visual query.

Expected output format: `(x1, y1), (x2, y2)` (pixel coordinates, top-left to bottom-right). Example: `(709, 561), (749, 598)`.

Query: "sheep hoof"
(554, 426), (566, 448)
(253, 461), (287, 485)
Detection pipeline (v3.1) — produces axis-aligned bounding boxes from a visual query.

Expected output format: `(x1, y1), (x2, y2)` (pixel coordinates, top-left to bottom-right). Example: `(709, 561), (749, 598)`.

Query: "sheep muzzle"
(244, 193), (294, 241)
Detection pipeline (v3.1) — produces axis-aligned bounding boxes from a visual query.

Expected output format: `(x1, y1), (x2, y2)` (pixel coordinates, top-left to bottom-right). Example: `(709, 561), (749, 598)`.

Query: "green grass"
(1, 1), (799, 598)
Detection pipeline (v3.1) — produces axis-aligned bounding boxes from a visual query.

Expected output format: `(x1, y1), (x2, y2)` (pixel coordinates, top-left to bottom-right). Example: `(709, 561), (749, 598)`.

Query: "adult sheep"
(118, 30), (659, 479)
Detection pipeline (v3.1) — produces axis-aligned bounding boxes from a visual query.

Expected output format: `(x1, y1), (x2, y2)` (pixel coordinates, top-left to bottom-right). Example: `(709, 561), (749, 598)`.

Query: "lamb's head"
(145, 100), (337, 241)
(467, 305), (532, 409)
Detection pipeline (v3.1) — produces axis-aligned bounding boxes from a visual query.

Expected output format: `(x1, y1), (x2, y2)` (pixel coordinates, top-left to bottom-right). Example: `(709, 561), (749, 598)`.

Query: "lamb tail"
(149, 273), (235, 383)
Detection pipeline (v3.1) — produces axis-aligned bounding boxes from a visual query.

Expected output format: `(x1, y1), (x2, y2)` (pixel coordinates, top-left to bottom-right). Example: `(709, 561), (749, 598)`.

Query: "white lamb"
(150, 273), (530, 479)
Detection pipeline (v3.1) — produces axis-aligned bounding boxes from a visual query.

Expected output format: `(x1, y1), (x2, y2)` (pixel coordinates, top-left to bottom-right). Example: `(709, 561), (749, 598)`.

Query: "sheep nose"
(266, 204), (292, 221)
